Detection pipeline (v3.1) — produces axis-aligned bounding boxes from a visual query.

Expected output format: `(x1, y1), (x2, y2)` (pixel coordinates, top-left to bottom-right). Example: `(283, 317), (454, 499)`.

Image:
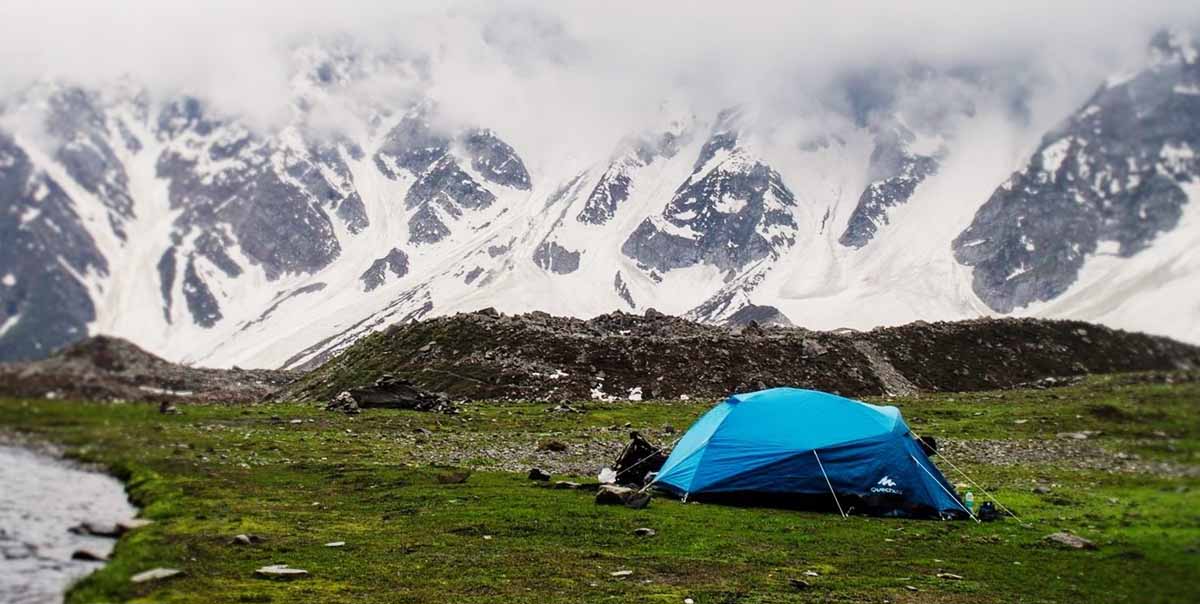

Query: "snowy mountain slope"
(1, 32), (1198, 368)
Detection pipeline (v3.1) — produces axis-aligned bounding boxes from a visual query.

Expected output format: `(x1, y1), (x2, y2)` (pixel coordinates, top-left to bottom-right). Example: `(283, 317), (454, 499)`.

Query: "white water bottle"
(965, 490), (975, 514)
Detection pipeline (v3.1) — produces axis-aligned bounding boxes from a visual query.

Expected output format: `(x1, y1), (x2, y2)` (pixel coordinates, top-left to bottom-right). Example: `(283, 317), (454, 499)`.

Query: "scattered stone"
(324, 541), (346, 548)
(610, 570), (633, 578)
(553, 481), (583, 490)
(1044, 532), (1097, 550)
(595, 484), (635, 505)
(158, 401), (179, 414)
(1056, 431), (1100, 440)
(905, 585), (919, 592)
(803, 570), (819, 577)
(633, 527), (657, 537)
(326, 391), (361, 415)
(1033, 486), (1052, 494)
(71, 549), (107, 562)
(789, 578), (811, 590)
(937, 573), (964, 580)
(231, 534), (253, 546)
(537, 440), (569, 453)
(117, 519), (153, 532)
(255, 564), (310, 580)
(623, 492), (651, 509)
(289, 419), (303, 424)
(435, 469), (471, 484)
(69, 521), (122, 538)
(528, 468), (552, 481)
(131, 568), (183, 583)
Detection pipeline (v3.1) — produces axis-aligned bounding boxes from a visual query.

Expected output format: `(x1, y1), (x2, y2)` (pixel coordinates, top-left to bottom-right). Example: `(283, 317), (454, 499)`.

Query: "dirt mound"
(0, 336), (297, 403)
(278, 311), (1200, 402)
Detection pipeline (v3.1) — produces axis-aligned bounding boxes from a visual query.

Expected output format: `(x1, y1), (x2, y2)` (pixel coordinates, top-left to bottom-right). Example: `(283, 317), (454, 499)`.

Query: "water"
(0, 445), (138, 604)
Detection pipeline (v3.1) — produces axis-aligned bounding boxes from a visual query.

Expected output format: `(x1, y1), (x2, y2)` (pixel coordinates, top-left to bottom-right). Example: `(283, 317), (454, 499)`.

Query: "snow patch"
(1040, 138), (1071, 173)
(1, 274), (15, 287)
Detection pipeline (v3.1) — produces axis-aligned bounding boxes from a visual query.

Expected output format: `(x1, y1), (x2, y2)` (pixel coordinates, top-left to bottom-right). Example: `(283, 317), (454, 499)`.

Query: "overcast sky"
(0, 1), (1197, 151)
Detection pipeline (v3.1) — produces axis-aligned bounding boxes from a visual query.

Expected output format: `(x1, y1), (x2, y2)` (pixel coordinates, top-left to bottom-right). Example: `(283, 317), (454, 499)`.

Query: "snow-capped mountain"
(1, 32), (1198, 367)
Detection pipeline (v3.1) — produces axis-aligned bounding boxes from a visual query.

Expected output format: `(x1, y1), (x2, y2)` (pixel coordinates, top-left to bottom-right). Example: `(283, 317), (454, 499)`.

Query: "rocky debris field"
(281, 309), (1200, 403)
(0, 336), (297, 404)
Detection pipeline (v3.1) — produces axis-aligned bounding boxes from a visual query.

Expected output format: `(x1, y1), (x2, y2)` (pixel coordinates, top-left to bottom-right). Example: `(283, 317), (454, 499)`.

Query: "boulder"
(1044, 532), (1097, 550)
(71, 549), (107, 562)
(527, 468), (552, 481)
(131, 568), (183, 583)
(255, 564), (310, 580)
(326, 391), (360, 415)
(338, 376), (457, 414)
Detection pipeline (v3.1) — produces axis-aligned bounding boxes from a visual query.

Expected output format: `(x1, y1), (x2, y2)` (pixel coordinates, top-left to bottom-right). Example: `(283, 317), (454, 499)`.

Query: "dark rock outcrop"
(278, 311), (1200, 402)
(0, 335), (296, 403)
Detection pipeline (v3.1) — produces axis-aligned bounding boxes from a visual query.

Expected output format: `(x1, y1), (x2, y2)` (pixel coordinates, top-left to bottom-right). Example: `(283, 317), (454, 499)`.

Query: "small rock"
(159, 402), (179, 414)
(231, 534), (253, 546)
(611, 570), (633, 577)
(937, 573), (963, 580)
(905, 585), (919, 592)
(1033, 486), (1052, 494)
(527, 468), (552, 481)
(131, 568), (183, 583)
(324, 541), (345, 548)
(789, 578), (811, 590)
(803, 570), (819, 577)
(289, 419), (303, 424)
(554, 481), (583, 490)
(1056, 431), (1099, 440)
(595, 484), (635, 505)
(117, 519), (153, 532)
(255, 564), (310, 580)
(71, 549), (107, 562)
(537, 440), (568, 452)
(1044, 532), (1097, 550)
(633, 527), (657, 537)
(684, 599), (695, 604)
(68, 521), (122, 538)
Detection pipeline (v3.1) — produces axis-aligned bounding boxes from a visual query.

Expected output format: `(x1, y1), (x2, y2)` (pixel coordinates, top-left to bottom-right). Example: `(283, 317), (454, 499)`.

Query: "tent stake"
(812, 450), (847, 518)
(910, 454), (980, 523)
(915, 437), (1023, 522)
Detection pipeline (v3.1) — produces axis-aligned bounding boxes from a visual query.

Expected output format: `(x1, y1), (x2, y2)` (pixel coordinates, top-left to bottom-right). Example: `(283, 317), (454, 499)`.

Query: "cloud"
(0, 0), (1197, 159)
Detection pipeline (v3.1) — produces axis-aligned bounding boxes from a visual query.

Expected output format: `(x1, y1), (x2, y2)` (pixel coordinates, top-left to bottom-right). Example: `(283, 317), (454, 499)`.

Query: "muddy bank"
(0, 441), (137, 604)
(282, 311), (1200, 402)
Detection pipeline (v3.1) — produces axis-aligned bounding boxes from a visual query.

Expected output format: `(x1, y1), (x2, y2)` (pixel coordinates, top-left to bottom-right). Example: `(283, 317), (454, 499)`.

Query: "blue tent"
(650, 388), (968, 518)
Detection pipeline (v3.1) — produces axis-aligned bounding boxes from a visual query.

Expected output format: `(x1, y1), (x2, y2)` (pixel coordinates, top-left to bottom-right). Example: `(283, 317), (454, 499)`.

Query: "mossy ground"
(1, 373), (1198, 603)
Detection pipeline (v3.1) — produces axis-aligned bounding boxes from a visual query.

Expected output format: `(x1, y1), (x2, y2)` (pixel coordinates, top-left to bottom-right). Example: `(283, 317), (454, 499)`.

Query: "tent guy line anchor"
(912, 435), (1023, 522)
(910, 453), (980, 523)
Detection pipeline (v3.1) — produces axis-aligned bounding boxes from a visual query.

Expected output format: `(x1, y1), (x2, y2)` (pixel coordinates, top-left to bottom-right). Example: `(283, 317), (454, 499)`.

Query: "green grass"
(1, 373), (1198, 603)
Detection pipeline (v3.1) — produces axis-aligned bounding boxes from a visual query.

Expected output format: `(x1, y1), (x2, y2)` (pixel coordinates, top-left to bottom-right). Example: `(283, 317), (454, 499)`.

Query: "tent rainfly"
(650, 388), (970, 519)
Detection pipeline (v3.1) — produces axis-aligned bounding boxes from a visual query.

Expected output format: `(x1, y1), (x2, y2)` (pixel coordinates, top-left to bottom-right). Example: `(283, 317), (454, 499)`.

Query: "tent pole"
(910, 453), (980, 523)
(812, 450), (847, 519)
(912, 435), (1023, 522)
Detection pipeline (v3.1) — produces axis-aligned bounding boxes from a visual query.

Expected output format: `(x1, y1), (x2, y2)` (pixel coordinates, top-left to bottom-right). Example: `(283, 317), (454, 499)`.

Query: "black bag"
(978, 501), (999, 521)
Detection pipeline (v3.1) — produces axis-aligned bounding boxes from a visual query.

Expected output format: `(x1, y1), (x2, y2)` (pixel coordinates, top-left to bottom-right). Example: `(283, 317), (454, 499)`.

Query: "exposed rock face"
(613, 272), (636, 309)
(0, 130), (106, 362)
(360, 248), (410, 291)
(532, 241), (581, 274)
(577, 131), (684, 225)
(279, 311), (1200, 402)
(376, 115), (528, 246)
(461, 129), (532, 190)
(840, 122), (939, 248)
(0, 335), (296, 403)
(622, 115), (798, 275)
(156, 97), (356, 280)
(954, 31), (1200, 312)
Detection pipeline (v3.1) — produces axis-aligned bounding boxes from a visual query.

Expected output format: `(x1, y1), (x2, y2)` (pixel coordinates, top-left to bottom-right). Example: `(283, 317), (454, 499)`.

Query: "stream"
(0, 444), (137, 604)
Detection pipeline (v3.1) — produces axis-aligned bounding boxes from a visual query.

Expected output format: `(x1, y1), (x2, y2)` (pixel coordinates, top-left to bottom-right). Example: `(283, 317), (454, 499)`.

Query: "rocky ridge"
(279, 310), (1200, 403)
